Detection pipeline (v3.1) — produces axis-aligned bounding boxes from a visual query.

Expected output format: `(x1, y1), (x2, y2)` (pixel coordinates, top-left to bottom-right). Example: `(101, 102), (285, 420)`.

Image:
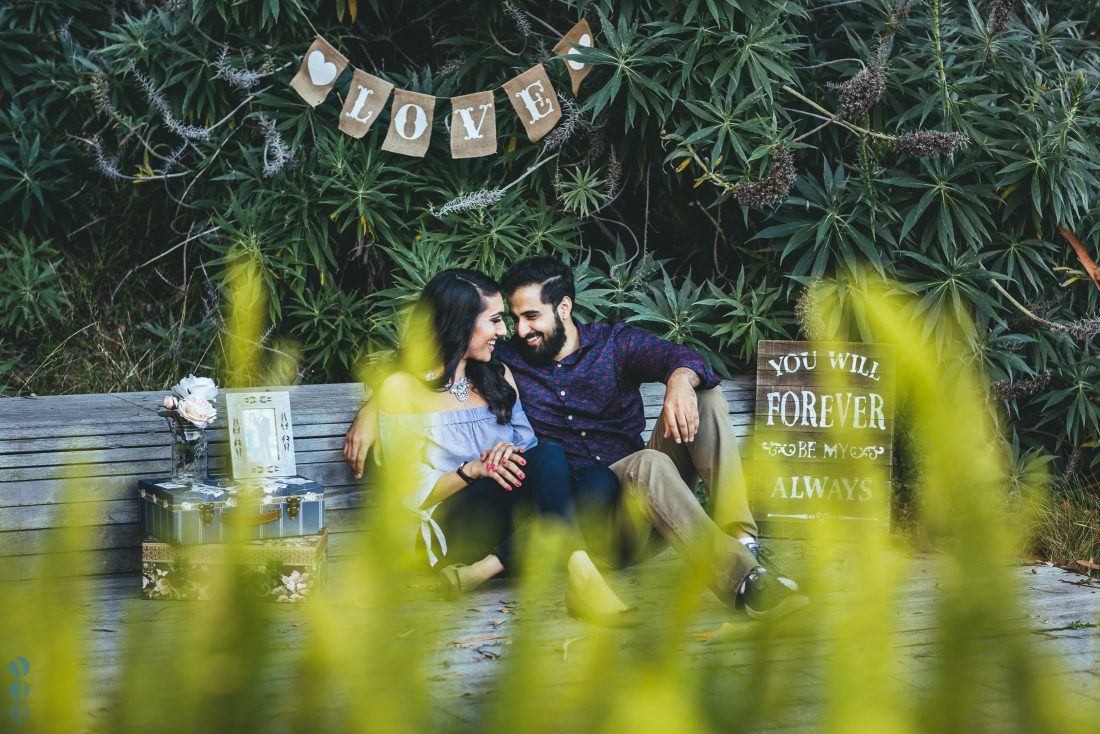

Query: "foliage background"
(1, 0), (1098, 497)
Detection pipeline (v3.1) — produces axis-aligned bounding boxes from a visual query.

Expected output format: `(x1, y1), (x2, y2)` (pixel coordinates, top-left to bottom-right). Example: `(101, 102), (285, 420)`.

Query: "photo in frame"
(226, 391), (297, 478)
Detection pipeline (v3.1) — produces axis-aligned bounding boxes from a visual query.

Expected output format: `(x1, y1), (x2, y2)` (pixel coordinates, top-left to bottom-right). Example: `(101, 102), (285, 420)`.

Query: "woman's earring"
(425, 370), (437, 381)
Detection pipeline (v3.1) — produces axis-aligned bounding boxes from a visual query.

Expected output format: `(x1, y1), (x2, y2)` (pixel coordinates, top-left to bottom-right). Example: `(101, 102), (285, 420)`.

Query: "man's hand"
(662, 367), (701, 444)
(343, 402), (378, 480)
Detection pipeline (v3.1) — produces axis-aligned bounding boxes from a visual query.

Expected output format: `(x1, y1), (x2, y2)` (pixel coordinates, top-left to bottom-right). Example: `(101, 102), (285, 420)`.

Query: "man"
(345, 257), (806, 620)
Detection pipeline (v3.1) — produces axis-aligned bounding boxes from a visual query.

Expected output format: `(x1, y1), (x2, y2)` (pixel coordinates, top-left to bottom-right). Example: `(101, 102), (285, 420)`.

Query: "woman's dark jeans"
(430, 442), (619, 572)
(572, 464), (627, 566)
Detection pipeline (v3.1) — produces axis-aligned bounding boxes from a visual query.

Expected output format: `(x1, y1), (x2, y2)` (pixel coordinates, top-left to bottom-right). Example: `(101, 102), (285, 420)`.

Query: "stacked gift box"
(138, 476), (328, 602)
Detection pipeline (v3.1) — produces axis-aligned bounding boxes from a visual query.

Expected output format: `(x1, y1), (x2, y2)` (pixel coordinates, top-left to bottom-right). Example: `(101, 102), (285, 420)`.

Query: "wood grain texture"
(752, 341), (895, 538)
(1, 379), (752, 575)
(5, 545), (1097, 731)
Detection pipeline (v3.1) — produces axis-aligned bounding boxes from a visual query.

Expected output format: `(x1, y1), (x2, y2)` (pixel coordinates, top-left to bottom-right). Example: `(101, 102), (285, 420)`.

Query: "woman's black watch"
(456, 461), (475, 484)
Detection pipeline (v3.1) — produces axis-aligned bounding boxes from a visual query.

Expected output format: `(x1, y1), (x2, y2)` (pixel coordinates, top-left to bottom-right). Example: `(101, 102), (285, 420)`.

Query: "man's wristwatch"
(456, 461), (475, 484)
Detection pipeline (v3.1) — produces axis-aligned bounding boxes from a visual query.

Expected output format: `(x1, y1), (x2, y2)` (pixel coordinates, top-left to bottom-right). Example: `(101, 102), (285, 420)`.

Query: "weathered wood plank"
(0, 498), (368, 557)
(0, 418), (361, 445)
(1, 446), (357, 481)
(0, 467), (369, 505)
(0, 416), (749, 471)
(0, 424), (356, 455)
(0, 485), (368, 535)
(0, 381), (745, 444)
(1, 379), (754, 578)
(0, 435), (356, 470)
(0, 546), (138, 581)
(0, 382), (365, 416)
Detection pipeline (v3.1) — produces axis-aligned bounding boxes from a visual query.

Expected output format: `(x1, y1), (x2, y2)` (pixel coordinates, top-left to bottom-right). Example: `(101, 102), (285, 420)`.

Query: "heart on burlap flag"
(501, 64), (561, 142)
(552, 19), (595, 95)
(381, 89), (436, 157)
(339, 69), (394, 138)
(449, 91), (497, 159)
(290, 36), (349, 107)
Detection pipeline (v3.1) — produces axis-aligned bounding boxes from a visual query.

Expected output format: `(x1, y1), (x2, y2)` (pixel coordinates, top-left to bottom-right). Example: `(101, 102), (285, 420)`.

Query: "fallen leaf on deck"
(562, 634), (587, 662)
(489, 619), (504, 628)
(452, 633), (510, 647)
(1074, 558), (1098, 571)
(692, 621), (757, 644)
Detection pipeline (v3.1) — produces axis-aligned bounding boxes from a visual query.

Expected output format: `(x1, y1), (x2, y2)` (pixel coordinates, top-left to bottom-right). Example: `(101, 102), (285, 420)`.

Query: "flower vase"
(170, 425), (208, 481)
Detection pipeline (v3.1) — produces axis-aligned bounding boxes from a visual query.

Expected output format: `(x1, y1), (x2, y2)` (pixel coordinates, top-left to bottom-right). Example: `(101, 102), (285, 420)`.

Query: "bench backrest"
(0, 377), (753, 580)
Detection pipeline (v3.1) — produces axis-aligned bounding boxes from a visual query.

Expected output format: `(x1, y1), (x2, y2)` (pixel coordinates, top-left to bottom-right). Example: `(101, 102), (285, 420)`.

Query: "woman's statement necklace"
(445, 376), (470, 402)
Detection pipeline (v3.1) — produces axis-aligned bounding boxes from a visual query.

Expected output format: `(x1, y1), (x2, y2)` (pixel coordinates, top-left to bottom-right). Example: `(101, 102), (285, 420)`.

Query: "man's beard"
(513, 312), (568, 366)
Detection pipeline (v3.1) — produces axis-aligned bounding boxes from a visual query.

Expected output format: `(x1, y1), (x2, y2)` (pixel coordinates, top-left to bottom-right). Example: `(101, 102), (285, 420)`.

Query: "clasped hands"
(466, 441), (527, 491)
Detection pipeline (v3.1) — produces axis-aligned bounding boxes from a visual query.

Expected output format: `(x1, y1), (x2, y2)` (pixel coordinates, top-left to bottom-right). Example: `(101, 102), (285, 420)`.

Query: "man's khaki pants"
(607, 387), (759, 606)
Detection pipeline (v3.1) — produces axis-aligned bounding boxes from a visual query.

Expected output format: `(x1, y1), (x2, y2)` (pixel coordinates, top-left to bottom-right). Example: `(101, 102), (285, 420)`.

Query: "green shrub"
(0, 233), (69, 338)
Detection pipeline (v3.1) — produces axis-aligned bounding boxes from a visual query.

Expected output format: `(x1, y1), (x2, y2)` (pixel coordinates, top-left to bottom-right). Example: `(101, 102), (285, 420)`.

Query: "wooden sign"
(751, 340), (895, 537)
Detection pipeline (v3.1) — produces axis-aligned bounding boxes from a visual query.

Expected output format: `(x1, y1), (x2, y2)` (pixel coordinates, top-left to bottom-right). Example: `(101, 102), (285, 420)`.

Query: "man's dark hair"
(500, 256), (575, 308)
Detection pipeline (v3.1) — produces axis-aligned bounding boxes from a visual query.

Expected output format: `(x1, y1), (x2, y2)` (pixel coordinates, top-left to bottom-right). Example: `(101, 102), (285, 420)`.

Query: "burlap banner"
(449, 91), (497, 159)
(553, 19), (595, 95)
(290, 23), (596, 157)
(290, 36), (349, 108)
(339, 69), (393, 138)
(381, 90), (436, 157)
(501, 64), (562, 143)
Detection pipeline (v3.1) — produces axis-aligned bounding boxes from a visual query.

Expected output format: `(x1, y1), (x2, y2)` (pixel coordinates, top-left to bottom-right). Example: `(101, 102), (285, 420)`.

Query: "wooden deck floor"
(13, 541), (1100, 733)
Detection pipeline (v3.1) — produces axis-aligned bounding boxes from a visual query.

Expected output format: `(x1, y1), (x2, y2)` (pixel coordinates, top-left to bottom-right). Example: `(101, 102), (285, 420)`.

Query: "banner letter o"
(394, 103), (428, 140)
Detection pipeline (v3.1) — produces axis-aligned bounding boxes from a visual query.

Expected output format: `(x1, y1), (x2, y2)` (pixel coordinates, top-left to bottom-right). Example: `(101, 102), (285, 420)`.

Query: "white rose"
(172, 374), (219, 402)
(178, 394), (217, 429)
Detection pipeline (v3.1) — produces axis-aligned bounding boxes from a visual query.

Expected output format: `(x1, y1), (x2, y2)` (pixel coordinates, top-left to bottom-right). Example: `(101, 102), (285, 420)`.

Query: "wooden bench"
(0, 377), (755, 582)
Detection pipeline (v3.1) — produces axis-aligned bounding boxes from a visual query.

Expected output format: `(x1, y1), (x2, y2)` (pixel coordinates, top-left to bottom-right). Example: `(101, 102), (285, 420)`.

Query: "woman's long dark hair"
(399, 269), (516, 424)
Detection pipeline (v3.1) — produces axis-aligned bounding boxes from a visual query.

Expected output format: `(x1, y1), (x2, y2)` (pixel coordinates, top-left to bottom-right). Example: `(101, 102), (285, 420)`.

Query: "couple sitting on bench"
(343, 257), (807, 626)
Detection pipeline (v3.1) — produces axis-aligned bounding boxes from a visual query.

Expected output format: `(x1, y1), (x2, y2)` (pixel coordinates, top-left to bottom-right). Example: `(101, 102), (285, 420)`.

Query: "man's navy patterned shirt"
(495, 321), (721, 471)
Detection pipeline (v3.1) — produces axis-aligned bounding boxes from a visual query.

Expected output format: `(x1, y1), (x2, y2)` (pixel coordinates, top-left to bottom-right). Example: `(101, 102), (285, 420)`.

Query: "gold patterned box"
(142, 530), (327, 603)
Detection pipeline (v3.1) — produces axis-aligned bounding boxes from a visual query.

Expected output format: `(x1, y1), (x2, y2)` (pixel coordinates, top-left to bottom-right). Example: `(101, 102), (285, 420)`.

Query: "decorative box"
(141, 530), (327, 603)
(138, 476), (325, 544)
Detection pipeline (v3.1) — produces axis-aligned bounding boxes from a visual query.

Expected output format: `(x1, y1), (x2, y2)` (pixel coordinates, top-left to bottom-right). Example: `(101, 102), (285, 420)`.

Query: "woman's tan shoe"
(438, 563), (469, 600)
(564, 585), (642, 628)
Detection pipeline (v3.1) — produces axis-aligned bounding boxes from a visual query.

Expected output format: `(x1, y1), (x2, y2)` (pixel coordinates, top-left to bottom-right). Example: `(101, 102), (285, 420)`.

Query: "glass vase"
(170, 425), (208, 481)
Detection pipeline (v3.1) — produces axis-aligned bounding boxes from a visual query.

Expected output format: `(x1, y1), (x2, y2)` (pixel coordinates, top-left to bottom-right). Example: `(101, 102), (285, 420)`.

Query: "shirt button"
(559, 390), (566, 396)
(556, 363), (562, 368)
(567, 415), (573, 421)
(580, 431), (586, 437)
(596, 456), (601, 461)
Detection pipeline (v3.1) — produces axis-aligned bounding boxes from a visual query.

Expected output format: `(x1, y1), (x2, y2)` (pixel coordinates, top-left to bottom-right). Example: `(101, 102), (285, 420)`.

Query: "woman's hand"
(471, 441), (526, 490)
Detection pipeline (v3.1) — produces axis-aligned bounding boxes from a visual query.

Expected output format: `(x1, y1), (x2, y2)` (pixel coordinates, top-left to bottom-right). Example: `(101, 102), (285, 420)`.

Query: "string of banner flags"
(290, 19), (595, 159)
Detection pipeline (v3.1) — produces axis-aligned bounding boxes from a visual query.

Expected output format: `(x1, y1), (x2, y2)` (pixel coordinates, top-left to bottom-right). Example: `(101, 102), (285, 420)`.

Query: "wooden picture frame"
(225, 391), (297, 478)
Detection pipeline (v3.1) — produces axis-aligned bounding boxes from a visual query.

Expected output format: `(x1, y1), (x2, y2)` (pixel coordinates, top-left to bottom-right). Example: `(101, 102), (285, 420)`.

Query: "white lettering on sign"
(823, 443), (885, 460)
(766, 350), (881, 382)
(766, 351), (817, 377)
(454, 103), (492, 140)
(514, 80), (555, 124)
(765, 391), (886, 430)
(566, 33), (593, 71)
(345, 85), (376, 123)
(770, 476), (874, 501)
(393, 103), (429, 140)
(760, 441), (818, 458)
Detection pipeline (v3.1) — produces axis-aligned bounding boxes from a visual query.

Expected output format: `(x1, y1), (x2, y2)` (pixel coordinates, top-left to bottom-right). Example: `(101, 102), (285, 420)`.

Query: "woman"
(374, 269), (634, 627)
